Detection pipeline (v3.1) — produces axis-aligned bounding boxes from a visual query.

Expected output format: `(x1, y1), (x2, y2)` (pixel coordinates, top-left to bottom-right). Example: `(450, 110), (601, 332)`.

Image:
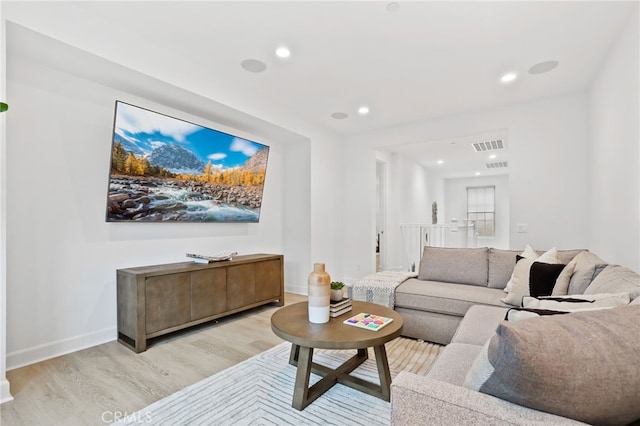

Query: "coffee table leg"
(292, 346), (313, 410)
(289, 344), (300, 366)
(373, 344), (392, 401)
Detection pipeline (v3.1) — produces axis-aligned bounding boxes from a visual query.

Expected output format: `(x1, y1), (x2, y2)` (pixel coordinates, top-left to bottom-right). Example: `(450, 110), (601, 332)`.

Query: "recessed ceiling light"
(386, 2), (400, 12)
(500, 72), (517, 84)
(437, 160), (444, 165)
(528, 60), (559, 75)
(240, 59), (267, 73)
(475, 171), (481, 176)
(275, 46), (291, 59)
(358, 106), (370, 115)
(331, 112), (349, 120)
(489, 154), (497, 159)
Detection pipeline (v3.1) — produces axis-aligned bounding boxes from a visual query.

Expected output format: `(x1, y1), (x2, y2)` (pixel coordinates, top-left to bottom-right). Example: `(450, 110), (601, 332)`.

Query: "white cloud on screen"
(114, 128), (140, 143)
(208, 153), (227, 160)
(117, 103), (200, 143)
(230, 137), (258, 156)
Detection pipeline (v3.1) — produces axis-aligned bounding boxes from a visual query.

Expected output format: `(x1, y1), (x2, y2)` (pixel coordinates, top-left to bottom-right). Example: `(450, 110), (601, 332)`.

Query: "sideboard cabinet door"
(145, 273), (191, 334)
(255, 259), (282, 302)
(227, 264), (256, 310)
(191, 268), (227, 320)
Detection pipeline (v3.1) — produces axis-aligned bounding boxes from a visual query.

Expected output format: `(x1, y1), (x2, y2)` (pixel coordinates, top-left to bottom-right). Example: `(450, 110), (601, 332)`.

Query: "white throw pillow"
(503, 247), (559, 294)
(551, 261), (577, 295)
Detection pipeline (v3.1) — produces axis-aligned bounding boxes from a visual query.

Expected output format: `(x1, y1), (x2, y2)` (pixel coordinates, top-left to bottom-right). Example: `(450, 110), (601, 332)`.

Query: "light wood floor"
(1, 293), (308, 426)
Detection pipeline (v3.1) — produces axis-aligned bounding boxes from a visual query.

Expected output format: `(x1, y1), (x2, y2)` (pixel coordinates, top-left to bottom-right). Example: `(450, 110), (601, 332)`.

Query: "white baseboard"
(0, 378), (12, 404)
(7, 327), (116, 371)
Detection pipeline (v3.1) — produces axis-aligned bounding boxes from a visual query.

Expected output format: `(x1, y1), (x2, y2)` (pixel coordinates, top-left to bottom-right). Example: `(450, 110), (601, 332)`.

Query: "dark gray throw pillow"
(465, 305), (640, 425)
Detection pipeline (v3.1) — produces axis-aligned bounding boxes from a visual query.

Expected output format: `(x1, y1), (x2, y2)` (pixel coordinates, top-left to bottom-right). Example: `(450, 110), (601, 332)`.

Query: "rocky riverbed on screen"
(106, 176), (263, 222)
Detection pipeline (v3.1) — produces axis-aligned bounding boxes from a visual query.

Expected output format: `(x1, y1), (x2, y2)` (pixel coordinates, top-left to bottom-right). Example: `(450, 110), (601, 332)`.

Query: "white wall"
(390, 153), (433, 272)
(5, 55), (290, 369)
(344, 92), (593, 277)
(0, 5), (12, 404)
(444, 174), (510, 249)
(589, 10), (640, 272)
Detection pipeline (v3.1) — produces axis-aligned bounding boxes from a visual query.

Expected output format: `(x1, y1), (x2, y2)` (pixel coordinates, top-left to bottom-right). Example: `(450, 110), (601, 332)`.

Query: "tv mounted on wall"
(105, 101), (269, 222)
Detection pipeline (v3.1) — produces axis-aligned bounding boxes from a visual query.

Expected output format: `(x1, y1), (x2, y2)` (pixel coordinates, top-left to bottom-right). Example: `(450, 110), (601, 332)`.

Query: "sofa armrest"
(391, 372), (587, 426)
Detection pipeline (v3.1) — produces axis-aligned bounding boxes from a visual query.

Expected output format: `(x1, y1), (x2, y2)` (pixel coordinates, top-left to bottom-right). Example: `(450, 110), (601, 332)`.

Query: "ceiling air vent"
(485, 161), (509, 169)
(472, 139), (504, 152)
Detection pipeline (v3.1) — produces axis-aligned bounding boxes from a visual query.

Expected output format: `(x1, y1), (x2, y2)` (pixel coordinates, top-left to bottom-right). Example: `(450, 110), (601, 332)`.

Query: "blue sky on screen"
(115, 102), (264, 170)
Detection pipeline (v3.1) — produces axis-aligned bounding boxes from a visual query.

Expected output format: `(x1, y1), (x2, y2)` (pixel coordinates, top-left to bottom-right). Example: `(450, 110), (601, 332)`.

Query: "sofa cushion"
(501, 258), (567, 306)
(451, 305), (509, 345)
(464, 305), (640, 425)
(487, 248), (521, 289)
(395, 278), (508, 316)
(565, 251), (607, 295)
(426, 342), (483, 386)
(418, 247), (488, 287)
(584, 264), (640, 300)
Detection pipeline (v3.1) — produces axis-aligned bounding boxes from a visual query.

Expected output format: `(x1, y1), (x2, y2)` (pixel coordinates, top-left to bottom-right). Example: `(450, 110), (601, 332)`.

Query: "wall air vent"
(472, 139), (504, 152)
(485, 161), (509, 169)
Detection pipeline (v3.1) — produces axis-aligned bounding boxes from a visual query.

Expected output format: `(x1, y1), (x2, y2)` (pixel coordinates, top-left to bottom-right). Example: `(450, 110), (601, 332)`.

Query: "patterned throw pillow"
(523, 293), (630, 310)
(505, 293), (631, 321)
(503, 246), (558, 293)
(501, 257), (567, 306)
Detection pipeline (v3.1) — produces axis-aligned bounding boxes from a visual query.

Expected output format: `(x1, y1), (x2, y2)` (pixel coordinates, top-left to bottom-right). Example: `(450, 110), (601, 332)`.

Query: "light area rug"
(115, 337), (442, 426)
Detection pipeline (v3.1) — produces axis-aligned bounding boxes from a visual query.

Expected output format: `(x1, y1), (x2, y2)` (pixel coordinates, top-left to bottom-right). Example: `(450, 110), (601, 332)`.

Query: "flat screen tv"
(106, 101), (269, 222)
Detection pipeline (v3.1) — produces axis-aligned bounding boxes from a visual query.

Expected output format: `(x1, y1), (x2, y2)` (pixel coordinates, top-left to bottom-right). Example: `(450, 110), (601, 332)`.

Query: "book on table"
(330, 305), (352, 317)
(343, 312), (393, 331)
(186, 251), (238, 263)
(330, 298), (352, 311)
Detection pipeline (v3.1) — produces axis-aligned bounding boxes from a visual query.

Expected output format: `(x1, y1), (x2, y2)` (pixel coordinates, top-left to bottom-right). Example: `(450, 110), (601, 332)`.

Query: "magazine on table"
(343, 312), (393, 331)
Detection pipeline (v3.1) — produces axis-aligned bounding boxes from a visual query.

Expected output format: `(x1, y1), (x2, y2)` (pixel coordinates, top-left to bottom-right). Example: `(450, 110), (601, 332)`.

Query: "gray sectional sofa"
(395, 246), (583, 344)
(391, 246), (640, 425)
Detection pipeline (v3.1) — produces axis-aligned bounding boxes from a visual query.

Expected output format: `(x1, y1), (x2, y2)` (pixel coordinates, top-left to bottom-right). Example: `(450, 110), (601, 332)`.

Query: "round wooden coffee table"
(271, 300), (403, 410)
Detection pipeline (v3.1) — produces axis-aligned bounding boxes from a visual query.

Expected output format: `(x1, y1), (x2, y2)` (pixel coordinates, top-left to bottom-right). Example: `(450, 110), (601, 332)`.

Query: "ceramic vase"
(330, 288), (343, 303)
(308, 263), (330, 323)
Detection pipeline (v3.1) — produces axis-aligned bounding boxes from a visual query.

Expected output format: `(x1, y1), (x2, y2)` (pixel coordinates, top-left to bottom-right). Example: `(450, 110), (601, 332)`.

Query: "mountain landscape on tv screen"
(106, 102), (269, 223)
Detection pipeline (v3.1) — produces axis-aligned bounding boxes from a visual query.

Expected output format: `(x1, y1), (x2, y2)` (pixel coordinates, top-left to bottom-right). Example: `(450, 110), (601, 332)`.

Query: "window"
(467, 185), (495, 237)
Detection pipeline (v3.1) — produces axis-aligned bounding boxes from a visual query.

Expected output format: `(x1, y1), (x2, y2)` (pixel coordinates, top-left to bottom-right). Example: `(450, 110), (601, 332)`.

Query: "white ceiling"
(4, 1), (637, 176)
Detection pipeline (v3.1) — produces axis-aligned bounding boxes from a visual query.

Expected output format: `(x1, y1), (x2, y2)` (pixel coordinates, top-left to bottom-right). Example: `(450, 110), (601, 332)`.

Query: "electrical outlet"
(517, 223), (528, 233)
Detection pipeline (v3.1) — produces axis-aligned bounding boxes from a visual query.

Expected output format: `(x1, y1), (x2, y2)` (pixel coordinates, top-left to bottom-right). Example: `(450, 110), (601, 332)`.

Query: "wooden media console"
(117, 253), (284, 353)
